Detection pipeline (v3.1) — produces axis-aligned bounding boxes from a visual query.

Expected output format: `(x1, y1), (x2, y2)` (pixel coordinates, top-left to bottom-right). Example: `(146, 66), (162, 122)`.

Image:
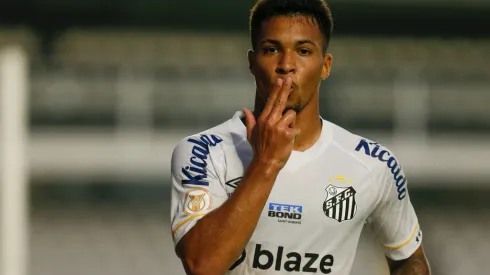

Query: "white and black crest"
(323, 184), (357, 222)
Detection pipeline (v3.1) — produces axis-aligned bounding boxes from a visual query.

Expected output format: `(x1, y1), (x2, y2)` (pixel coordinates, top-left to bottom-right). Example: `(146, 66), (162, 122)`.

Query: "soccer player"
(170, 0), (431, 274)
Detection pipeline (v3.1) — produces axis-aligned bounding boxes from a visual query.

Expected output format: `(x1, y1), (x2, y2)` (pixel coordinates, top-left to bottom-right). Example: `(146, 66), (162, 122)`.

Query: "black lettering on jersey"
(229, 250), (246, 270)
(303, 253), (319, 272)
(320, 255), (334, 273)
(275, 246), (284, 271)
(253, 244), (274, 269)
(284, 252), (301, 272)
(250, 243), (334, 273)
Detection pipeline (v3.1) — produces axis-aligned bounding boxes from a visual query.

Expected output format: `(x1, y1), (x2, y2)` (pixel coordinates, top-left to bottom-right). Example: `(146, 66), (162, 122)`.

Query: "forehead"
(258, 15), (323, 44)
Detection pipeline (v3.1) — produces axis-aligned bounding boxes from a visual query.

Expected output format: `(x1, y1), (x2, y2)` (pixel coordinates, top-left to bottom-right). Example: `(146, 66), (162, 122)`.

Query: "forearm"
(391, 261), (430, 275)
(178, 160), (280, 275)
(389, 248), (431, 275)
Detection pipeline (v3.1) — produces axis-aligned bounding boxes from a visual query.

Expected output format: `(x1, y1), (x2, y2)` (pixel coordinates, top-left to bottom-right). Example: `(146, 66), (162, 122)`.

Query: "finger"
(290, 128), (301, 142)
(277, 109), (297, 129)
(286, 127), (301, 143)
(242, 108), (256, 143)
(261, 78), (283, 119)
(287, 109), (297, 129)
(270, 77), (292, 120)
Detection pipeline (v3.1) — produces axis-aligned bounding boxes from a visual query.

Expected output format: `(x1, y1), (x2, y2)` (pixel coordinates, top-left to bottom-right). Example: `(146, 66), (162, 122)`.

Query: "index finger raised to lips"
(260, 78), (284, 119)
(269, 76), (292, 119)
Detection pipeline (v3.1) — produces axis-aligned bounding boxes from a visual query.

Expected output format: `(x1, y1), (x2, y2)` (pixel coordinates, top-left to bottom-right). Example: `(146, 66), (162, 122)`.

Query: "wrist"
(249, 157), (283, 178)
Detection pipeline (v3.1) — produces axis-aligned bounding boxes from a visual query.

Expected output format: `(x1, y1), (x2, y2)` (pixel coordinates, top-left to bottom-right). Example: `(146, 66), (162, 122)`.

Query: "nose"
(275, 51), (295, 75)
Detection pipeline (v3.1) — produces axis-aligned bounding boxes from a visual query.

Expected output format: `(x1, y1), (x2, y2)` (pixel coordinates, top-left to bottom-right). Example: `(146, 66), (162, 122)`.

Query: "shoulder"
(326, 121), (382, 168)
(170, 117), (246, 187)
(172, 121), (237, 157)
(327, 121), (408, 199)
(171, 114), (247, 165)
(327, 120), (398, 168)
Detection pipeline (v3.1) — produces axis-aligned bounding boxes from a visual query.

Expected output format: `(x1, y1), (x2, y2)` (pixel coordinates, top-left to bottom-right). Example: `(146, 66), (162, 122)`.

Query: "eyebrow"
(261, 39), (318, 47)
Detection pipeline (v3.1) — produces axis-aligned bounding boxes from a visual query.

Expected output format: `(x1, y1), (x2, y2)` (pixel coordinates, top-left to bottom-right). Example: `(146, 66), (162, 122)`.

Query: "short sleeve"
(169, 134), (229, 246)
(367, 153), (422, 261)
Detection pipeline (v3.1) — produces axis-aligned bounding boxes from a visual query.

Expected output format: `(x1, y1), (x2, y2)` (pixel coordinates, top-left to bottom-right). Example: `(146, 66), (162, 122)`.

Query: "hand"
(243, 77), (301, 169)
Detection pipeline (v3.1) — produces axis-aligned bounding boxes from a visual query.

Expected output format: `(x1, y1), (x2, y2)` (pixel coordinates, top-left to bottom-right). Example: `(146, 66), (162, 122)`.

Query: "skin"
(247, 15), (331, 152)
(176, 14), (431, 275)
(388, 246), (432, 275)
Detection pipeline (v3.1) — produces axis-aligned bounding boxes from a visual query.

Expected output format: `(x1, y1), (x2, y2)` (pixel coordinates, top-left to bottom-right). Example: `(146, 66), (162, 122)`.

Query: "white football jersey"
(170, 111), (422, 275)
(350, 225), (391, 275)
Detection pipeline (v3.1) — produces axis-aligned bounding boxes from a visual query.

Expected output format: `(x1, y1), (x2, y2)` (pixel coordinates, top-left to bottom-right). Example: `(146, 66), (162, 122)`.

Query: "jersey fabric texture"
(170, 111), (422, 275)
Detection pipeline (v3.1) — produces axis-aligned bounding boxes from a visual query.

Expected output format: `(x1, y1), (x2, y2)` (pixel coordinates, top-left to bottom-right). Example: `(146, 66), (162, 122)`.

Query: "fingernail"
(286, 77), (292, 84)
(276, 78), (283, 85)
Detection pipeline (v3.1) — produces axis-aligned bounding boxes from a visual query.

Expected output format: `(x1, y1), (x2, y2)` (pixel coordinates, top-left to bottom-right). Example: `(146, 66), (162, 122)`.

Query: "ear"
(248, 49), (256, 76)
(321, 53), (333, 80)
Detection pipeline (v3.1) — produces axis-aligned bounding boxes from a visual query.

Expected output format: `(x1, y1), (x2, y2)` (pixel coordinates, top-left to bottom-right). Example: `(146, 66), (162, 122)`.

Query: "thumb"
(242, 108), (256, 142)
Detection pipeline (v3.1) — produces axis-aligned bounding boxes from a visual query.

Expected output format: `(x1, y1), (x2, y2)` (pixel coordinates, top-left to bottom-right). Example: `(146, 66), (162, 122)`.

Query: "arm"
(175, 77), (299, 275)
(360, 144), (430, 275)
(387, 246), (431, 275)
(177, 159), (281, 275)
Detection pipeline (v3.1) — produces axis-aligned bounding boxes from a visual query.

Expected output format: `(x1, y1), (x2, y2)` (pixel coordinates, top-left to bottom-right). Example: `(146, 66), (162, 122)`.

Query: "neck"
(253, 92), (323, 152)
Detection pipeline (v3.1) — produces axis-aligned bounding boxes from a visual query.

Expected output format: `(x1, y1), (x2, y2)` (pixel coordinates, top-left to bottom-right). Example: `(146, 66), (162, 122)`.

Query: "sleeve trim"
(382, 223), (419, 250)
(172, 213), (206, 235)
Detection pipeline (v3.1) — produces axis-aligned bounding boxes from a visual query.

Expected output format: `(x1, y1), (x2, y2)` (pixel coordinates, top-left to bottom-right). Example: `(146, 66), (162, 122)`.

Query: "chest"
(222, 152), (379, 231)
(267, 172), (375, 228)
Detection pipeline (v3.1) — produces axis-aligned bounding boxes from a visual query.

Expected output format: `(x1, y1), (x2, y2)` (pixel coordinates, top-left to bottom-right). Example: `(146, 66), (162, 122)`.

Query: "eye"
(263, 47), (278, 54)
(298, 49), (312, 56)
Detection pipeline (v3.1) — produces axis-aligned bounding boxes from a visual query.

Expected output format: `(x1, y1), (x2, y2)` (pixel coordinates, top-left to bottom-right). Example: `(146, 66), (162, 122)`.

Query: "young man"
(170, 0), (431, 274)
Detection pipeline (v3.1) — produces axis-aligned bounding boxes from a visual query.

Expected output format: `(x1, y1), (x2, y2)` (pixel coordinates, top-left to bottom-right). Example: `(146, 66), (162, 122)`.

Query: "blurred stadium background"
(0, 0), (489, 274)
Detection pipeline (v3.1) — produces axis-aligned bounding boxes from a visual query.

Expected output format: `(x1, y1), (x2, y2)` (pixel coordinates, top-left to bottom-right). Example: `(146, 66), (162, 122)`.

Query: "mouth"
(275, 78), (296, 88)
(267, 78), (296, 99)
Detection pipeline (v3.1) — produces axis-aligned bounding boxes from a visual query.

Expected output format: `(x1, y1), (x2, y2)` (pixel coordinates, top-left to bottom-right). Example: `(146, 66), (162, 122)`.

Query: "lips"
(271, 78), (296, 94)
(278, 79), (296, 89)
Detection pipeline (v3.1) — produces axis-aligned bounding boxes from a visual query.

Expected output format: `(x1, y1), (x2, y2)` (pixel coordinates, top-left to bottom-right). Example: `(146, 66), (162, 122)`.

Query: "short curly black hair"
(249, 0), (334, 53)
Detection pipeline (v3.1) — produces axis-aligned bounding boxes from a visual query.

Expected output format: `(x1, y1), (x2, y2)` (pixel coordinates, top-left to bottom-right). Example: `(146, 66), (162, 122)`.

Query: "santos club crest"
(323, 184), (357, 222)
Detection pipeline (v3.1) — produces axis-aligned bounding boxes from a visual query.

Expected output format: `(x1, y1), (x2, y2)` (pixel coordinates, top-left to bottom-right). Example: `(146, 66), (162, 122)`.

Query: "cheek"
(304, 59), (324, 78)
(254, 59), (274, 79)
(252, 70), (269, 100)
(299, 62), (323, 91)
(253, 61), (275, 89)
